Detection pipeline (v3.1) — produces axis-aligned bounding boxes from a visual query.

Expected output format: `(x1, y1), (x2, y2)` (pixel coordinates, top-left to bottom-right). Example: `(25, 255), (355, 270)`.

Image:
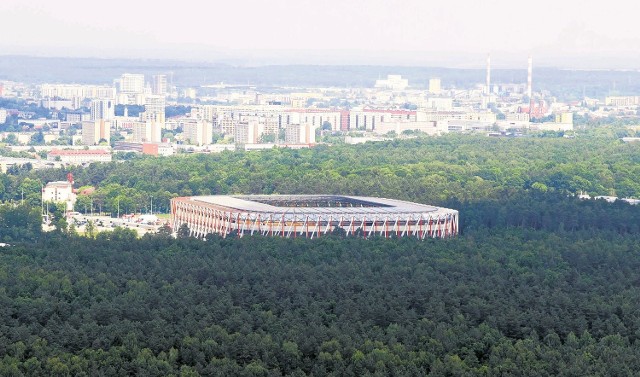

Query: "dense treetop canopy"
(0, 131), (639, 375)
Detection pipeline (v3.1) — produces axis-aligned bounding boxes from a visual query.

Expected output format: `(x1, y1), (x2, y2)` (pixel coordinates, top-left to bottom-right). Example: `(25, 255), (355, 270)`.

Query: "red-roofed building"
(47, 149), (112, 165)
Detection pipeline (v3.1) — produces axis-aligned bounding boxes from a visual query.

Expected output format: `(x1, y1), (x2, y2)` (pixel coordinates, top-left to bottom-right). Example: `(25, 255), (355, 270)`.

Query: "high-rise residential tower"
(90, 99), (115, 121)
(152, 75), (167, 96)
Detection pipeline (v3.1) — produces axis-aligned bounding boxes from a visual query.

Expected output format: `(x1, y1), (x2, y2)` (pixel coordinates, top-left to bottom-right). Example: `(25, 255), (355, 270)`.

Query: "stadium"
(171, 195), (458, 239)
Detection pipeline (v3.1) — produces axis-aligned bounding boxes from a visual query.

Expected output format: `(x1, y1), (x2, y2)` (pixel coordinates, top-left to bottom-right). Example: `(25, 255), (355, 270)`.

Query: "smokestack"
(527, 55), (532, 99)
(486, 54), (491, 95)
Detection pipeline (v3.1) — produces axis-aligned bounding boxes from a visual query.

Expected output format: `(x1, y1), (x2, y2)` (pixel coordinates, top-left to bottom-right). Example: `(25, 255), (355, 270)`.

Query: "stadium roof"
(183, 195), (453, 216)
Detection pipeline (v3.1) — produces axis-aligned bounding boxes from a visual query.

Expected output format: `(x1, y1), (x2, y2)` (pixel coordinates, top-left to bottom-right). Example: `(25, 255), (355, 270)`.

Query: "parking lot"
(68, 214), (166, 236)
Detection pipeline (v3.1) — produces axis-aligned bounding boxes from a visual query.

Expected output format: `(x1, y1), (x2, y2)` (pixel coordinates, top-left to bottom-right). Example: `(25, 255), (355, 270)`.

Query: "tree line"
(3, 132), (640, 216)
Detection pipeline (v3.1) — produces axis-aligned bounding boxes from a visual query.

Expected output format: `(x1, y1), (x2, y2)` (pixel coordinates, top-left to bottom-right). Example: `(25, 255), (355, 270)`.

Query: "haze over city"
(4, 0), (640, 375)
(1, 0), (639, 68)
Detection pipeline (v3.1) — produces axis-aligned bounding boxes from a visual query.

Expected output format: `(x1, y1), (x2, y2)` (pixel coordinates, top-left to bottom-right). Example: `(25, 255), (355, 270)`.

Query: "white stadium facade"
(171, 195), (459, 239)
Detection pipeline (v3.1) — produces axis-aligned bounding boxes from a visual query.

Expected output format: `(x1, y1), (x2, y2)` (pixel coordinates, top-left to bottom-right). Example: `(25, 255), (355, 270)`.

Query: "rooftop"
(182, 195), (454, 216)
(45, 181), (72, 187)
(49, 149), (111, 155)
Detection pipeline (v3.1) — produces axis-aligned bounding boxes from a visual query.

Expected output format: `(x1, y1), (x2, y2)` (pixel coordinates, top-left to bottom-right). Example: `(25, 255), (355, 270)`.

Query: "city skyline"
(1, 0), (639, 69)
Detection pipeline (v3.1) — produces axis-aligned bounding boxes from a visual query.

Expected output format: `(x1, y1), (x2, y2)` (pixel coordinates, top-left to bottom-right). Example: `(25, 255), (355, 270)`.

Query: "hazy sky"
(1, 0), (638, 68)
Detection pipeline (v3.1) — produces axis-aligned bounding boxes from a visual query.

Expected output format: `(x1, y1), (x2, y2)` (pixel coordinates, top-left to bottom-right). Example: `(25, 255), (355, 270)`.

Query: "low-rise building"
(141, 142), (174, 156)
(42, 181), (76, 211)
(47, 149), (112, 165)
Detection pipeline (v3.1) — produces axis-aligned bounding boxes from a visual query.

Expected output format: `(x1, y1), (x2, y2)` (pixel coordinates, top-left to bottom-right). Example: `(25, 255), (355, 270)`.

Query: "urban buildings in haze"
(0, 54), (595, 156)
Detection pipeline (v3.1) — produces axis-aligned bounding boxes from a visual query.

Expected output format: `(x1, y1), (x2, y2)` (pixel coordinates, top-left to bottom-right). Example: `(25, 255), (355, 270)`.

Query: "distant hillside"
(1, 55), (639, 100)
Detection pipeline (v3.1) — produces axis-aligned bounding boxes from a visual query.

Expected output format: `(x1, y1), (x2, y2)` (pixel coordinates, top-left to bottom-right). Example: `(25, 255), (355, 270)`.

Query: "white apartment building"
(90, 99), (115, 121)
(285, 110), (343, 131)
(285, 123), (316, 144)
(66, 112), (91, 123)
(40, 84), (116, 100)
(42, 181), (76, 211)
(117, 74), (146, 105)
(131, 121), (162, 143)
(142, 95), (165, 125)
(349, 109), (416, 131)
(40, 98), (74, 110)
(183, 120), (213, 146)
(218, 115), (238, 135)
(82, 120), (111, 145)
(152, 75), (167, 96)
(234, 121), (263, 144)
(119, 73), (145, 93)
(416, 111), (497, 123)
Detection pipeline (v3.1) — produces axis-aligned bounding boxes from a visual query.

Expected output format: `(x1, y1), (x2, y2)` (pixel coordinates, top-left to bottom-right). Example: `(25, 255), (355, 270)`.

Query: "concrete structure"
(428, 78), (442, 95)
(284, 123), (316, 144)
(112, 142), (173, 156)
(171, 195), (459, 239)
(555, 112), (573, 124)
(131, 121), (162, 143)
(141, 142), (174, 156)
(424, 98), (453, 111)
(183, 119), (213, 146)
(119, 73), (145, 93)
(152, 74), (167, 96)
(417, 111), (497, 123)
(375, 75), (409, 91)
(286, 109), (344, 132)
(40, 98), (73, 110)
(39, 84), (116, 100)
(373, 120), (448, 135)
(42, 181), (76, 211)
(90, 99), (115, 121)
(506, 113), (530, 122)
(47, 149), (112, 165)
(485, 54), (491, 95)
(531, 122), (574, 132)
(605, 96), (640, 107)
(66, 112), (90, 123)
(527, 56), (533, 100)
(117, 73), (146, 105)
(142, 95), (165, 125)
(81, 120), (111, 145)
(234, 120), (263, 144)
(348, 109), (416, 131)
